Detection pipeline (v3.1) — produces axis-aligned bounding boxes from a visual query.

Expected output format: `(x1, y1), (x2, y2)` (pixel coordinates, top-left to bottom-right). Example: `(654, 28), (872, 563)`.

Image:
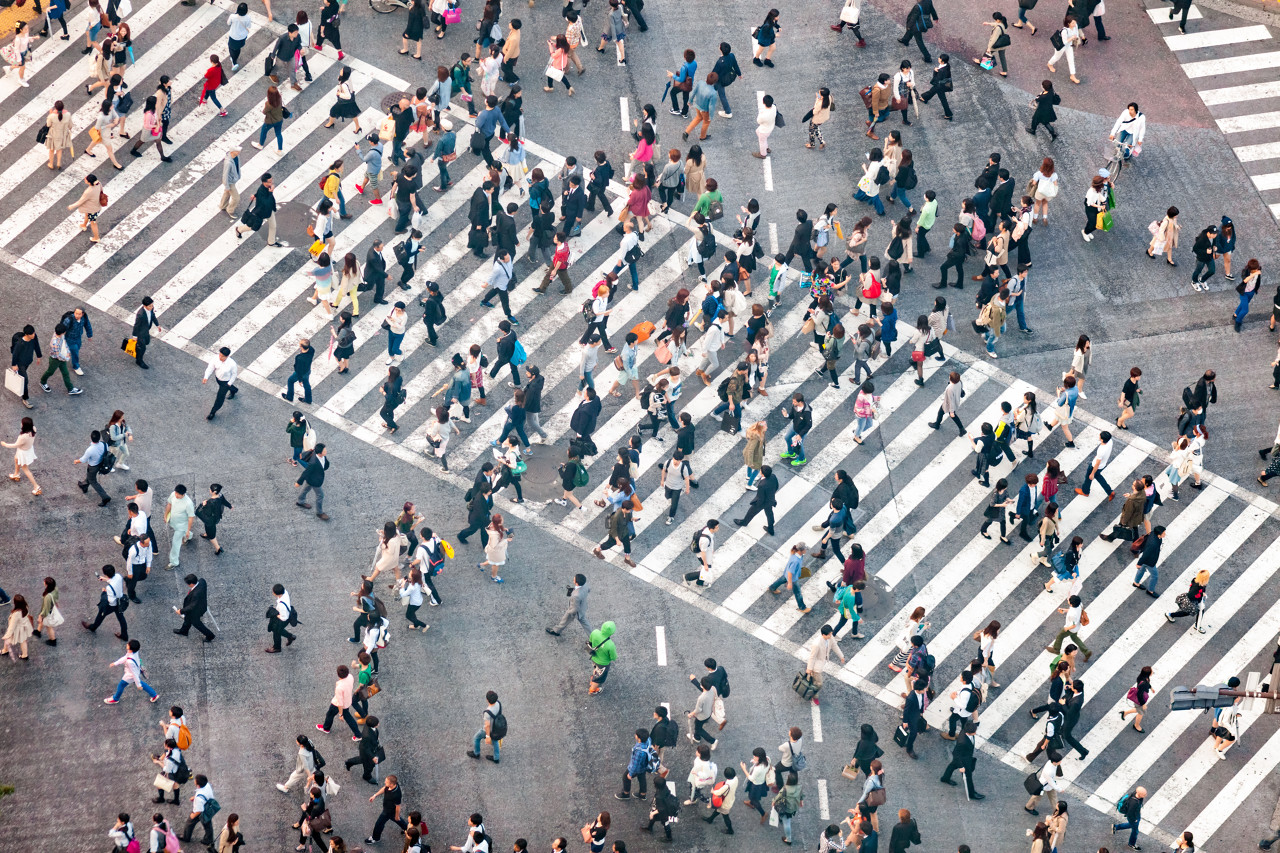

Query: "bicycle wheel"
(369, 0), (398, 14)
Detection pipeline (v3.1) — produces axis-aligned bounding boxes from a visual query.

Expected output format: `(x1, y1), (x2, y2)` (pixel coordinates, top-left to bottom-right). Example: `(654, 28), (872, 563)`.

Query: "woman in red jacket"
(199, 55), (228, 117)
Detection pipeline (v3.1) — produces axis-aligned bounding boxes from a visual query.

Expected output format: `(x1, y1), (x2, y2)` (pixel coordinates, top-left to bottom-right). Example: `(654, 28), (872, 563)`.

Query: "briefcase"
(4, 368), (23, 396)
(893, 723), (909, 747)
(792, 672), (819, 700)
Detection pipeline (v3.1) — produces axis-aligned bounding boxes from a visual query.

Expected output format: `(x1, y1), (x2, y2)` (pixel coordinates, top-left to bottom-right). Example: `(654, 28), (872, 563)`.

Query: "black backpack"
(717, 377), (731, 402)
(639, 382), (655, 409)
(487, 703), (508, 740)
(287, 602), (301, 627)
(312, 747), (326, 769)
(173, 755), (192, 785)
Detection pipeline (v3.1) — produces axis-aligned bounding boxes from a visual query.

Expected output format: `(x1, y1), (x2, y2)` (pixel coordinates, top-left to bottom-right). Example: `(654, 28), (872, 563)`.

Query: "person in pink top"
(624, 175), (652, 233)
(317, 663), (361, 738)
(199, 55), (229, 117)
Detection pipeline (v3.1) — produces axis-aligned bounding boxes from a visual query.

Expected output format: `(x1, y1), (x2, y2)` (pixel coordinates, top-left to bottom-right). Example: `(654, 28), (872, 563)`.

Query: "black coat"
(495, 330), (516, 361)
(902, 691), (926, 724)
(692, 665), (730, 698)
(364, 246), (387, 284)
(293, 346), (315, 376)
(788, 220), (814, 255)
(9, 334), (41, 368)
(358, 724), (381, 759)
(467, 493), (493, 525)
(562, 187), (587, 226)
(676, 423), (695, 455)
(570, 398), (602, 437)
(929, 62), (952, 89)
(752, 473), (779, 508)
(1032, 91), (1060, 124)
(1062, 691), (1084, 729)
(132, 307), (159, 345)
(180, 580), (208, 618)
(296, 450), (328, 486)
(468, 189), (492, 229)
(493, 212), (518, 255)
(988, 179), (1015, 221)
(888, 819), (921, 853)
(832, 478), (859, 510)
(523, 373), (544, 413)
(951, 733), (976, 765)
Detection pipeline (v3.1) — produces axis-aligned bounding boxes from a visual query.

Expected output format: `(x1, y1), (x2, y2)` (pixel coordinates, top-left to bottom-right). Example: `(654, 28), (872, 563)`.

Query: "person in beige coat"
(684, 148), (707, 199)
(69, 174), (104, 242)
(1147, 205), (1180, 265)
(45, 102), (74, 169)
(2, 595), (34, 660)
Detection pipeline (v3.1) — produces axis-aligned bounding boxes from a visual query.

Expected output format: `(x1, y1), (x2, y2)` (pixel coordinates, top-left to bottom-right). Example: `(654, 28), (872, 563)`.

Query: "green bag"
(1106, 185), (1116, 210)
(1100, 210), (1114, 232)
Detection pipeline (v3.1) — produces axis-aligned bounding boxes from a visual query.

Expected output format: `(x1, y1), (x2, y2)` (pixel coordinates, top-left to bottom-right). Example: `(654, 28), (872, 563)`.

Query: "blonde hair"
(1195, 569), (1210, 585)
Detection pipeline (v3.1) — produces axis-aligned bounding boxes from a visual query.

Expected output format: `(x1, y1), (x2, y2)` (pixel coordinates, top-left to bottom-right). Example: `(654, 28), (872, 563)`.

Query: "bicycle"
(369, 0), (412, 13)
(1103, 137), (1137, 184)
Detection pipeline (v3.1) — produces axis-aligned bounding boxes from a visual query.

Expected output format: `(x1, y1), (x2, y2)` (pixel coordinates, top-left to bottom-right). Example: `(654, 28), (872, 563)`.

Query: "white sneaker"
(744, 482), (757, 490)
(717, 111), (732, 118)
(276, 783), (289, 792)
(73, 367), (84, 376)
(118, 463), (130, 470)
(19, 79), (29, 88)
(232, 63), (240, 71)
(1077, 390), (1087, 400)
(386, 356), (397, 365)
(554, 498), (568, 506)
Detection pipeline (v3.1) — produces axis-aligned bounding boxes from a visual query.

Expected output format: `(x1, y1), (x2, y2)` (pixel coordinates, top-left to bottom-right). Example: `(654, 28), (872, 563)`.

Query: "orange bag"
(630, 320), (656, 343)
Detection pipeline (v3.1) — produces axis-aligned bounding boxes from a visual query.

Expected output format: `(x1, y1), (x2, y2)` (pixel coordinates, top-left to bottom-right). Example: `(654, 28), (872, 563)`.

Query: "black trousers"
(920, 83), (951, 117)
(481, 288), (513, 318)
(372, 809), (408, 841)
(645, 814), (673, 839)
(87, 601), (128, 638)
(1060, 721), (1087, 757)
(346, 753), (376, 781)
(209, 378), (238, 416)
(899, 28), (932, 61)
(500, 57), (518, 82)
(739, 502), (776, 533)
(270, 618), (296, 650)
(135, 340), (149, 365)
(933, 408), (965, 434)
(176, 613), (215, 640)
(940, 756), (977, 795)
(622, 770), (648, 795)
(181, 814), (213, 844)
(586, 184), (614, 214)
(458, 518), (491, 546)
(79, 462), (109, 500)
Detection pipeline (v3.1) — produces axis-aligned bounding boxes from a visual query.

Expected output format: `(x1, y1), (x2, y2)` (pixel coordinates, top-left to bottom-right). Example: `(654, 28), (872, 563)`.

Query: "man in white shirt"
(614, 218), (641, 290)
(579, 334), (601, 395)
(82, 564), (128, 639)
(480, 250), (518, 325)
(805, 624), (845, 702)
(267, 583), (297, 653)
(693, 309), (728, 384)
(1109, 103), (1145, 156)
(115, 501), (149, 547)
(203, 346), (240, 421)
(1074, 430), (1115, 499)
(124, 535), (152, 603)
(127, 479), (159, 555)
(1024, 752), (1064, 816)
(753, 94), (777, 159)
(683, 519), (719, 587)
(180, 775), (216, 845)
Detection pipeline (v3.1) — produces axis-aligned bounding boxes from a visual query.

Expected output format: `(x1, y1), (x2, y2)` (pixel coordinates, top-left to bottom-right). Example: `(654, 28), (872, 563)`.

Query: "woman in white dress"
(2, 416), (39, 495)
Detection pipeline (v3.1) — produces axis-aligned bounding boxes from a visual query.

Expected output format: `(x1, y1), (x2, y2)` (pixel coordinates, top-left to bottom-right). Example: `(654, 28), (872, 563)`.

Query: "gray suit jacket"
(568, 582), (589, 615)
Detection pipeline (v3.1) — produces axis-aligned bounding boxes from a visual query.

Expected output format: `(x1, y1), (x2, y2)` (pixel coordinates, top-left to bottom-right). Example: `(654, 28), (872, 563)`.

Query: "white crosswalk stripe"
(1148, 3), (1280, 217)
(9, 7), (1280, 845)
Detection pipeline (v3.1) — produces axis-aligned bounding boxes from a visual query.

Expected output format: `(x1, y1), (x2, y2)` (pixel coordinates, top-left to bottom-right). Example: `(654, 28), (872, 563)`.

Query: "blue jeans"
(292, 445), (303, 463)
(613, 259), (639, 290)
(1235, 291), (1253, 325)
(854, 188), (885, 215)
(1011, 293), (1028, 330)
(1134, 563), (1158, 593)
(1113, 820), (1139, 847)
(1081, 468), (1112, 496)
(204, 89), (223, 109)
(438, 160), (451, 188)
(285, 370), (312, 403)
(579, 371), (595, 392)
(984, 328), (999, 354)
(335, 186), (348, 217)
(388, 332), (404, 356)
(664, 402), (679, 430)
(497, 420), (530, 448)
(112, 678), (158, 701)
(769, 576), (806, 609)
(67, 341), (82, 370)
(259, 120), (284, 149)
(890, 185), (912, 208)
(713, 401), (741, 419)
(780, 814), (793, 842)
(784, 425), (806, 461)
(746, 466), (759, 486)
(1017, 5), (1028, 22)
(854, 415), (873, 438)
(1193, 257), (1216, 283)
(714, 82), (731, 114)
(474, 729), (500, 760)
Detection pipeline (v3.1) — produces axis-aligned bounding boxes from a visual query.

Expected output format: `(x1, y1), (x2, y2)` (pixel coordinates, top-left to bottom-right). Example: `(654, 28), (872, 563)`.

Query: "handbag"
(153, 773), (177, 792)
(978, 54), (995, 70)
(840, 1), (860, 24)
(444, 6), (461, 23)
(841, 764), (861, 781)
(992, 32), (1011, 48)
(866, 784), (887, 807)
(89, 126), (103, 143)
(309, 239), (326, 258)
(580, 823), (595, 844)
(44, 605), (65, 628)
(1050, 29), (1065, 50)
(1023, 772), (1044, 796)
(1100, 210), (1114, 232)
(545, 64), (564, 82)
(120, 337), (138, 357)
(36, 124), (49, 144)
(654, 338), (672, 364)
(4, 368), (24, 396)
(859, 85), (873, 108)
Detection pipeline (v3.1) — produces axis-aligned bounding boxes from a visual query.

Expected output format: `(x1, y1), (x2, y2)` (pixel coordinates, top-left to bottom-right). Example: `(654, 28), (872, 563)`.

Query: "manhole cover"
(381, 92), (411, 113)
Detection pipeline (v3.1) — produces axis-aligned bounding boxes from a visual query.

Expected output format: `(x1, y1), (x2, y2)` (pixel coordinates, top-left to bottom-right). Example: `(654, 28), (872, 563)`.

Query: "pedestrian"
(235, 174), (287, 246)
(1119, 666), (1153, 732)
(1234, 258), (1262, 331)
(1044, 375), (1079, 447)
(2, 416), (39, 496)
(173, 574), (215, 642)
(1166, 568), (1210, 624)
(1217, 215), (1237, 280)
(2, 594), (34, 661)
(317, 663), (361, 737)
(898, 0), (937, 62)
(974, 12), (1011, 77)
(266, 583), (297, 653)
(589, 622), (617, 695)
(109, 814), (135, 851)
(1047, 593), (1091, 659)
(365, 775), (408, 844)
(195, 483), (232, 555)
(295, 443), (330, 521)
(314, 0), (343, 58)
(546, 573), (590, 637)
(478, 513), (513, 582)
(178, 775), (217, 846)
(832, 0), (867, 43)
(276, 735), (321, 793)
(160, 485), (194, 568)
(773, 771), (804, 845)
(1146, 206), (1180, 265)
(683, 72), (718, 142)
(345, 715), (384, 783)
(1047, 15), (1082, 84)
(1111, 786), (1146, 849)
(807, 624), (846, 705)
(252, 86), (288, 151)
(81, 564), (128, 640)
(226, 2), (251, 67)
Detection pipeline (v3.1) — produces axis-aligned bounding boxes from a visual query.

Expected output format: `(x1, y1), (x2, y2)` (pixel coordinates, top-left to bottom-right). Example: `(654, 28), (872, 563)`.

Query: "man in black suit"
(690, 657), (730, 728)
(131, 297), (161, 369)
(468, 182), (494, 257)
(365, 241), (389, 303)
(901, 678), (928, 758)
(898, 0), (937, 62)
(733, 464), (779, 535)
(919, 55), (954, 121)
(560, 175), (587, 237)
(493, 202), (519, 258)
(940, 721), (984, 799)
(457, 482), (494, 547)
(345, 715), (383, 783)
(988, 170), (1015, 223)
(173, 574), (215, 641)
(1060, 680), (1088, 759)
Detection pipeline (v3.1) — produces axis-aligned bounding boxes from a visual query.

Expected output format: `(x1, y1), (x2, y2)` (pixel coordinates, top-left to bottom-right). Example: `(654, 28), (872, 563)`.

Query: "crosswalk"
(1149, 1), (1280, 218)
(5, 1), (1280, 847)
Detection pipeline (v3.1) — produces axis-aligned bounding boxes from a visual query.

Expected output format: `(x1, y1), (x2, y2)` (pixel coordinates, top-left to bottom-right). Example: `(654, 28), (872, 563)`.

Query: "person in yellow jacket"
(320, 159), (353, 220)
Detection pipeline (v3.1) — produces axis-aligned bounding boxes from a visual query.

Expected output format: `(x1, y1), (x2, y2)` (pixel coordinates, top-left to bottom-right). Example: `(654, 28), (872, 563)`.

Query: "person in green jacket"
(588, 621), (617, 695)
(286, 412), (309, 466)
